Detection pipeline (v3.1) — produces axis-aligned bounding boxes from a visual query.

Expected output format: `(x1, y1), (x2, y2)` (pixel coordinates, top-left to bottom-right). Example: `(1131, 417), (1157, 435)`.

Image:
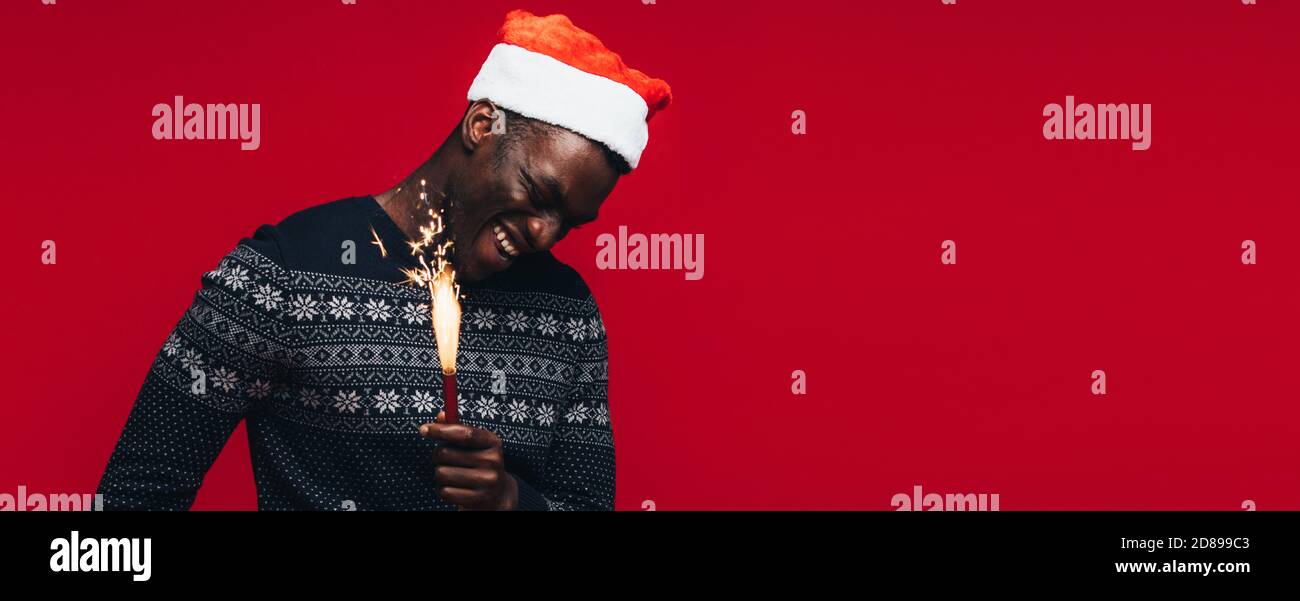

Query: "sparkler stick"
(394, 179), (463, 423)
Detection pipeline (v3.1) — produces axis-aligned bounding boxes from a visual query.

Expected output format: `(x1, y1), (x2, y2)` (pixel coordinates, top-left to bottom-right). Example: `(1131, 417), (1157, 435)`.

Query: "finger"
(433, 445), (500, 469)
(418, 422), (483, 446)
(416, 411), (449, 436)
(433, 465), (500, 490)
(436, 486), (493, 509)
(419, 423), (499, 449)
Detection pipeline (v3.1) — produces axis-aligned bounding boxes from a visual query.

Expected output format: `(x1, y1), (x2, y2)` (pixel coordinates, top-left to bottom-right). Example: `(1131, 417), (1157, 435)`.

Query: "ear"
(460, 100), (500, 153)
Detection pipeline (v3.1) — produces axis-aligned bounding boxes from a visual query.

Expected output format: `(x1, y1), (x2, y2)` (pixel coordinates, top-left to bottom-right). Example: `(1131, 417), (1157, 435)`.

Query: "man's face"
(449, 119), (620, 283)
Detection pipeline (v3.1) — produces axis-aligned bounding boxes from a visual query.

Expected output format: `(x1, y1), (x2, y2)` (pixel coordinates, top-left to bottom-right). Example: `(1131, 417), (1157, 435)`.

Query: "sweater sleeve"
(514, 297), (614, 511)
(98, 229), (295, 510)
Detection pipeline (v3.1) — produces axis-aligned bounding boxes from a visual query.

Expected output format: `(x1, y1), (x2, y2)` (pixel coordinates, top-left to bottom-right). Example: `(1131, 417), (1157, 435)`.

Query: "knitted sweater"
(98, 197), (613, 510)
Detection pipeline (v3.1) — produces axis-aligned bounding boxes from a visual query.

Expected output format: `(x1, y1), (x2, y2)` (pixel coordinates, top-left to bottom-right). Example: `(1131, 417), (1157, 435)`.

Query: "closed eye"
(520, 180), (542, 209)
(519, 170), (550, 210)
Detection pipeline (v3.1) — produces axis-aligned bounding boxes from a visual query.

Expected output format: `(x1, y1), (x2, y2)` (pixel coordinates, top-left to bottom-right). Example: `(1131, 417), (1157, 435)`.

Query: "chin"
(456, 216), (522, 283)
(457, 263), (490, 284)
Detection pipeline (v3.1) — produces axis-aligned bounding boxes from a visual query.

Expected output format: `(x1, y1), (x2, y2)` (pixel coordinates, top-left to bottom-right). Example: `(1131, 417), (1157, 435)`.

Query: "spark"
(395, 178), (461, 380)
(369, 225), (387, 258)
(378, 178), (464, 422)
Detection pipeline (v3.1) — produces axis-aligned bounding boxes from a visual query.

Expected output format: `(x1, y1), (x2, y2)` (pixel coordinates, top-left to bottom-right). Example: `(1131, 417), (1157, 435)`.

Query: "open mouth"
(492, 219), (520, 260)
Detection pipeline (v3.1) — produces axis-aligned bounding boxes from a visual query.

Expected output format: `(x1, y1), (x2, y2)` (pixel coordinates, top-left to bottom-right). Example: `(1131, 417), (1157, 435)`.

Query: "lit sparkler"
(393, 179), (463, 423)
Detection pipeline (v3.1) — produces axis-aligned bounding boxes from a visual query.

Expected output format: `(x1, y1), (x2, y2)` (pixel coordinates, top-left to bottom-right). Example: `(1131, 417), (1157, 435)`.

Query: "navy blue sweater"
(99, 197), (613, 510)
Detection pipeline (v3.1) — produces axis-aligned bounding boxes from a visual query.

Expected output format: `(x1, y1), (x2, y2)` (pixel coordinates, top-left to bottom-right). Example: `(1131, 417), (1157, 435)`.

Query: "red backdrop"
(2, 0), (1296, 510)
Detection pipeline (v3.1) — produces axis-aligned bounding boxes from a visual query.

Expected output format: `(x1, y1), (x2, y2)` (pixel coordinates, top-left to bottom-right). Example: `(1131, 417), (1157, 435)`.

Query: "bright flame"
(391, 178), (462, 376)
(429, 265), (461, 375)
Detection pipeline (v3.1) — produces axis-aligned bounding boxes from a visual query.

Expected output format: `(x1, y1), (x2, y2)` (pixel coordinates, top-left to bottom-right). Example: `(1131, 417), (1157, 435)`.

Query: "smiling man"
(98, 10), (671, 511)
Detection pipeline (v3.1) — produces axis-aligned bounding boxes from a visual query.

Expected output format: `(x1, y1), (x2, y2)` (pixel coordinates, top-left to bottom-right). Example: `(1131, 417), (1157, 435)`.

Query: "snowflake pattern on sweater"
(98, 197), (613, 511)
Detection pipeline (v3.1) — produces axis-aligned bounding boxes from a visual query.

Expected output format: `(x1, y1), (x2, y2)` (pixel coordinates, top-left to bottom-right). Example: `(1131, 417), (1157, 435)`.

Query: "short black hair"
(488, 106), (632, 176)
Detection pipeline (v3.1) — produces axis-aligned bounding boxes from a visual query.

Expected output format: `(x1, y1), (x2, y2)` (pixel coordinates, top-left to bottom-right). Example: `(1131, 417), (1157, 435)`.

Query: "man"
(98, 10), (672, 510)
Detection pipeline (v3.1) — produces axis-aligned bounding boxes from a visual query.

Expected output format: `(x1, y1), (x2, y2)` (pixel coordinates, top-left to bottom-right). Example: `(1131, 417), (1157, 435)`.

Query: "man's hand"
(419, 411), (519, 510)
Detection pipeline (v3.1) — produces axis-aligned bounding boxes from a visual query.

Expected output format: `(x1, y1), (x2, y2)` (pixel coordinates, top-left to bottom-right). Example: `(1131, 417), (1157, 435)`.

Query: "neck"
(376, 138), (458, 241)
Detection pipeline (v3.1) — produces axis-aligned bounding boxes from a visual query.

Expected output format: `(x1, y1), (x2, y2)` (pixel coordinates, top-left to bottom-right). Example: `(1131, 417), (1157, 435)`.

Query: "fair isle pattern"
(103, 239), (613, 511)
(162, 245), (608, 438)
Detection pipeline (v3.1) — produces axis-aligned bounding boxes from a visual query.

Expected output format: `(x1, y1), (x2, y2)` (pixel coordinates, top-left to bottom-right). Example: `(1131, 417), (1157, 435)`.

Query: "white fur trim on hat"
(467, 43), (650, 170)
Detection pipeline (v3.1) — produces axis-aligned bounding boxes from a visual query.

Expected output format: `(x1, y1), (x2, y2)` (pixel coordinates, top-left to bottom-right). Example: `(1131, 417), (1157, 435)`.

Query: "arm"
(97, 234), (293, 510)
(513, 300), (614, 511)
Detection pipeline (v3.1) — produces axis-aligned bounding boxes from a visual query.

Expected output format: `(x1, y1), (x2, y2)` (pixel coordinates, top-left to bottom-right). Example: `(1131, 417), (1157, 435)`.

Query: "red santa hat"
(467, 10), (673, 170)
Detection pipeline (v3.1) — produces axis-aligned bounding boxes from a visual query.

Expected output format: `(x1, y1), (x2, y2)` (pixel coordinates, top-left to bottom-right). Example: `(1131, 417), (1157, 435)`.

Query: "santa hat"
(467, 10), (672, 170)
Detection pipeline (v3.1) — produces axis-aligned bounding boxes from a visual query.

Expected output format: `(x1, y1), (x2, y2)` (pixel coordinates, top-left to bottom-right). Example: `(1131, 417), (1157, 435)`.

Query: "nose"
(525, 214), (563, 251)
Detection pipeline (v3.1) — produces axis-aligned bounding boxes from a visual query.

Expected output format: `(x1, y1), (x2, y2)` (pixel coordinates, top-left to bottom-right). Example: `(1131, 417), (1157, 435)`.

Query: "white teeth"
(493, 222), (518, 258)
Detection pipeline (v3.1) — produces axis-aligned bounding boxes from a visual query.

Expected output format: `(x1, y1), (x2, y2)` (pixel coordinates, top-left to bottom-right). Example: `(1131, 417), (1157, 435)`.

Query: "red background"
(1, 0), (1296, 510)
